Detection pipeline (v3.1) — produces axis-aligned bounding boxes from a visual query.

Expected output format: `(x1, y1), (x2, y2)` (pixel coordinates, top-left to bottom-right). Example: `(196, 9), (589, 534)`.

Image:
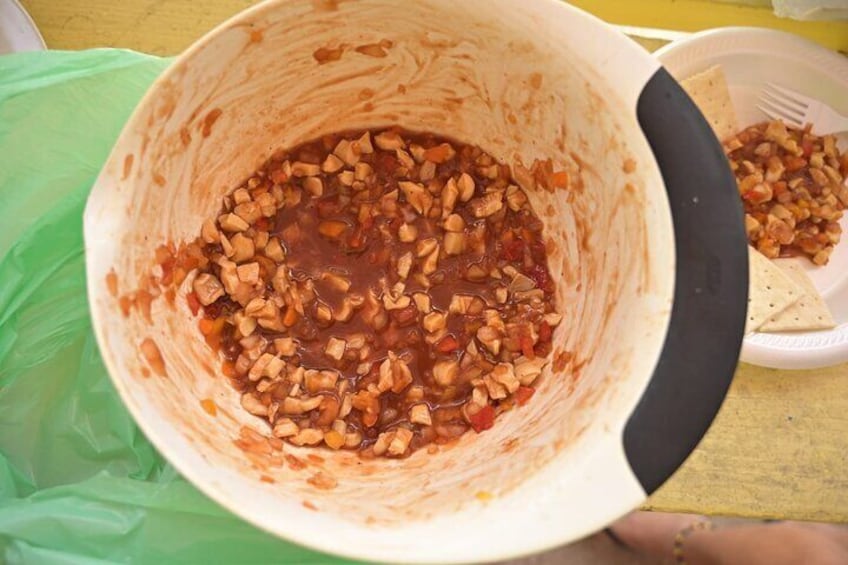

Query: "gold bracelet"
(672, 519), (715, 564)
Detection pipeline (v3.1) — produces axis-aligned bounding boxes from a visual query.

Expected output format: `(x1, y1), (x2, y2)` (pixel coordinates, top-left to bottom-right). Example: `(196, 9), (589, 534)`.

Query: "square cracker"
(746, 247), (802, 334)
(759, 261), (836, 332)
(680, 65), (739, 142)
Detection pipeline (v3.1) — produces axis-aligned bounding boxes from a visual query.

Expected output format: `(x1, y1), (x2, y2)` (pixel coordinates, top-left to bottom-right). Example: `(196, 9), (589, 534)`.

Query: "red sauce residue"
(153, 172), (166, 187)
(545, 237), (558, 256)
(119, 284), (156, 322)
(570, 151), (597, 183)
(250, 29), (264, 44)
(515, 386), (535, 406)
(141, 134), (150, 158)
(105, 270), (119, 297)
(501, 437), (520, 452)
(307, 471), (338, 490)
(122, 154), (134, 180)
(313, 45), (346, 64)
(140, 366), (151, 378)
(306, 454), (325, 464)
(260, 474), (275, 483)
(140, 337), (167, 377)
(285, 454), (307, 471)
(180, 127), (192, 147)
(623, 158), (637, 173)
(363, 102), (374, 112)
(135, 289), (153, 323)
(514, 158), (572, 193)
(529, 72), (543, 90)
(312, 0), (338, 11)
(161, 240), (206, 287)
(358, 88), (375, 100)
(233, 426), (281, 460)
(445, 96), (464, 108)
(355, 40), (393, 58)
(552, 350), (573, 373)
(202, 108), (223, 138)
(164, 287), (176, 304)
(200, 398), (217, 416)
(397, 84), (407, 94)
(419, 36), (460, 50)
(302, 500), (318, 511)
(186, 291), (201, 315)
(119, 295), (132, 317)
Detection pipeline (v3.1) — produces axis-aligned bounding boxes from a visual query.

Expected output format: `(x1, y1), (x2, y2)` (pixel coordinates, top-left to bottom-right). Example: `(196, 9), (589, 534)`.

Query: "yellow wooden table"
(21, 0), (848, 524)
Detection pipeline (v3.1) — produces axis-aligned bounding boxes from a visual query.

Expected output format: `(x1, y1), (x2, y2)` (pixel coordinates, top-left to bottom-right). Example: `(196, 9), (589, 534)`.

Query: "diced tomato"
(785, 156), (807, 172)
(538, 321), (552, 343)
(186, 291), (201, 316)
(270, 169), (288, 183)
(469, 405), (495, 433)
(500, 232), (525, 261)
(515, 386), (535, 406)
(520, 334), (535, 360)
(527, 264), (553, 293)
(741, 190), (757, 201)
(198, 318), (215, 336)
(534, 341), (552, 357)
(201, 317), (225, 351)
(801, 139), (814, 158)
(254, 217), (270, 231)
(435, 335), (460, 353)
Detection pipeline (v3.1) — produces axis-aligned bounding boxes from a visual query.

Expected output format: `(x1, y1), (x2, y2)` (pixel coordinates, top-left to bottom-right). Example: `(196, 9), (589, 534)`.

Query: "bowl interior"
(85, 0), (675, 561)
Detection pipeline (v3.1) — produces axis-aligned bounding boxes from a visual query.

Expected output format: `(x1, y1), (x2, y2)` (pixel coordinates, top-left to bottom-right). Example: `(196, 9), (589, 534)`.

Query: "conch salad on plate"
(724, 120), (848, 266)
(187, 129), (561, 458)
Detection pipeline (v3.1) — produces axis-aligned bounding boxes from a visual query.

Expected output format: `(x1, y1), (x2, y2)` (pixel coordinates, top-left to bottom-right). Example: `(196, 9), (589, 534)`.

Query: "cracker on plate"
(746, 247), (802, 334)
(680, 65), (739, 142)
(759, 261), (836, 332)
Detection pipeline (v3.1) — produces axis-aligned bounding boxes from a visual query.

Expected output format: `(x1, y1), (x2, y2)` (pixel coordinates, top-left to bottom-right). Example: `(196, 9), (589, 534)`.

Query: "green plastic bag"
(0, 49), (359, 565)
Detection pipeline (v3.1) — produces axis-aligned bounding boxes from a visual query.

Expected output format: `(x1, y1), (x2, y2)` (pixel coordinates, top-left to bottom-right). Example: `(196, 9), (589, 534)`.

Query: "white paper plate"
(0, 0), (46, 54)
(656, 27), (848, 369)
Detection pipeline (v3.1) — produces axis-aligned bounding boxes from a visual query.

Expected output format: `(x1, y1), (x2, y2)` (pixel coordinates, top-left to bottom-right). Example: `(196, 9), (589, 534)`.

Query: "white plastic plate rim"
(0, 0), (46, 54)
(656, 27), (848, 370)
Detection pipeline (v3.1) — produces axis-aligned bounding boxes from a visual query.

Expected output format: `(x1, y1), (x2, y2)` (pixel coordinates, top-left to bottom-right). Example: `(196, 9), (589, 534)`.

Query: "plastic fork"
(757, 83), (848, 135)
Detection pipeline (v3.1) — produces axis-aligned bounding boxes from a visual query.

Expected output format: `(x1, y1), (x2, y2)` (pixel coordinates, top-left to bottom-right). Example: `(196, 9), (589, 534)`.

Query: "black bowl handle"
(623, 68), (748, 494)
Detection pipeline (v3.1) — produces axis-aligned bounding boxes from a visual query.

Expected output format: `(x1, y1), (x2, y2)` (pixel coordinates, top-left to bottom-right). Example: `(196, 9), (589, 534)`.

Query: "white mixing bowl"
(84, 1), (748, 562)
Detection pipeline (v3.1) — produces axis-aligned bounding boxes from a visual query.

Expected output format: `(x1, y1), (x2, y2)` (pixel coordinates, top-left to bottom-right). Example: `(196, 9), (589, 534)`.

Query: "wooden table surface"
(20, 0), (848, 524)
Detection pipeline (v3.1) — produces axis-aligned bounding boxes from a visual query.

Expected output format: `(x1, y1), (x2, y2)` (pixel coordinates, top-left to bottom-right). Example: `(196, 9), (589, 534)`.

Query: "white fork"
(757, 83), (848, 135)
